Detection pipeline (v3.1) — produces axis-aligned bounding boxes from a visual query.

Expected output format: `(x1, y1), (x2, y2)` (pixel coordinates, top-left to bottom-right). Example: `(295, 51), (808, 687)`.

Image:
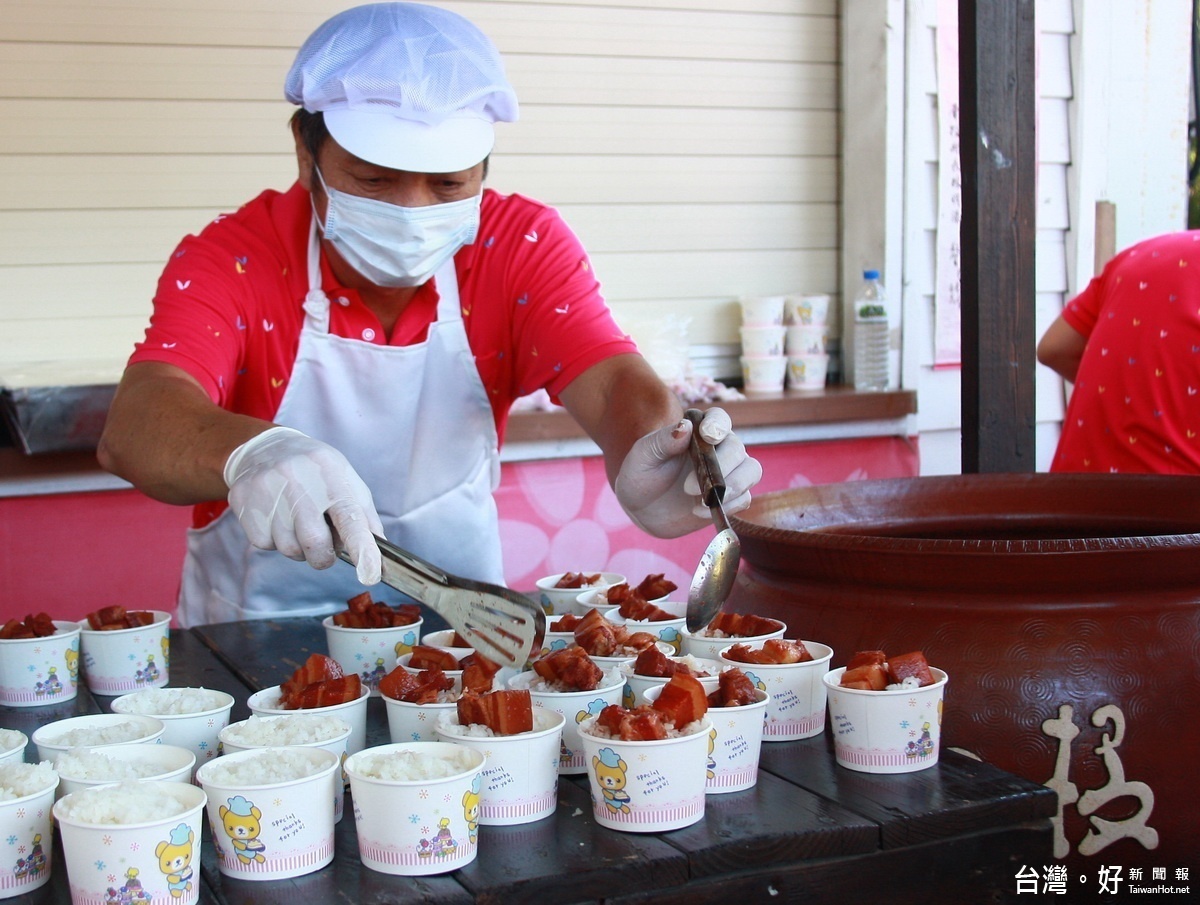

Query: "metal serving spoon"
(683, 408), (742, 632)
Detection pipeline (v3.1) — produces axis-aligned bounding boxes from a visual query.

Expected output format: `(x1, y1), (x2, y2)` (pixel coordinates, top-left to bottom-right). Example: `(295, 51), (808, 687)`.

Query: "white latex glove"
(224, 426), (384, 585)
(614, 407), (763, 539)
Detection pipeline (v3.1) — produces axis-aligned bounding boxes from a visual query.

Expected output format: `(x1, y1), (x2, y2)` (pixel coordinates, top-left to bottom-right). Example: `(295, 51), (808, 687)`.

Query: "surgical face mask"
(312, 166), (481, 288)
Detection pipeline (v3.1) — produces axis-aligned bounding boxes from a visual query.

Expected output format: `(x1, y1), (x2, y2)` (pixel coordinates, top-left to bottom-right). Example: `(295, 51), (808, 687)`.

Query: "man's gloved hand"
(614, 407), (762, 539)
(224, 426), (384, 585)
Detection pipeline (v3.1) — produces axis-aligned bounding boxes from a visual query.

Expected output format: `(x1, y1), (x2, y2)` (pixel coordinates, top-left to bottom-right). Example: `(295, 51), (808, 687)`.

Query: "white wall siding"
(0, 0), (842, 388)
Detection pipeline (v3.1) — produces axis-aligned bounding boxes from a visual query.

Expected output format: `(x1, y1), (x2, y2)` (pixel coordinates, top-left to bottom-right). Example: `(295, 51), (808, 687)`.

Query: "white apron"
(177, 221), (504, 626)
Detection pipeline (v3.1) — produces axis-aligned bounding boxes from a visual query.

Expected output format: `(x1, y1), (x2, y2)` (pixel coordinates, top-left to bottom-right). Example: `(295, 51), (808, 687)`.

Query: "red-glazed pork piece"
(0, 612), (58, 639)
(460, 653), (501, 694)
(333, 592), (421, 628)
(708, 667), (758, 707)
(650, 672), (709, 730)
(846, 650), (887, 670)
(722, 639), (812, 665)
(886, 651), (935, 687)
(632, 646), (677, 678)
(456, 689), (534, 735)
(554, 572), (602, 589)
(617, 596), (675, 622)
(548, 614), (582, 632)
(532, 646), (603, 691)
(574, 608), (619, 656)
(379, 665), (454, 704)
(703, 612), (784, 638)
(840, 663), (889, 691)
(634, 573), (678, 600)
(85, 606), (155, 631)
(595, 704), (668, 741)
(287, 674), (362, 709)
(407, 645), (461, 671)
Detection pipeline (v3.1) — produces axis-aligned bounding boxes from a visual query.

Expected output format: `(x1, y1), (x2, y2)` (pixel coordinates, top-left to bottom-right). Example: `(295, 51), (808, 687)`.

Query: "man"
(1037, 229), (1200, 473)
(97, 2), (762, 626)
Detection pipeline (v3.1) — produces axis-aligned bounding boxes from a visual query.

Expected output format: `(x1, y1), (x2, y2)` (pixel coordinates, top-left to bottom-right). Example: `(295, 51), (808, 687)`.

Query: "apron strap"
(303, 218), (331, 331)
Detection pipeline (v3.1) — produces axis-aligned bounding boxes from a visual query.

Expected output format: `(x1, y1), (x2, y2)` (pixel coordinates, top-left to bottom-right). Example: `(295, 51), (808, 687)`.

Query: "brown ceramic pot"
(728, 473), (1200, 865)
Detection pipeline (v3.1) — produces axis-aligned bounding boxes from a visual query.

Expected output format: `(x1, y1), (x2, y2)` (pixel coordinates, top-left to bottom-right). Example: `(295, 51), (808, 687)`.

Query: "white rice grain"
(114, 687), (227, 715)
(0, 728), (24, 753)
(54, 750), (164, 782)
(44, 721), (156, 748)
(55, 781), (189, 824)
(222, 714), (348, 747)
(353, 748), (476, 781)
(0, 762), (57, 800)
(201, 749), (323, 785)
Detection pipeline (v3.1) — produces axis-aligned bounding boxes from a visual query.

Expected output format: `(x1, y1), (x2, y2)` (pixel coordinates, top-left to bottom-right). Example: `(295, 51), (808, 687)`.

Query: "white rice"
(115, 687), (227, 715)
(353, 748), (476, 781)
(523, 666), (622, 694)
(201, 749), (323, 785)
(44, 721), (156, 748)
(625, 655), (713, 678)
(0, 762), (57, 800)
(0, 729), (24, 753)
(885, 675), (924, 691)
(222, 714), (348, 747)
(447, 723), (497, 738)
(55, 780), (190, 824)
(54, 750), (165, 781)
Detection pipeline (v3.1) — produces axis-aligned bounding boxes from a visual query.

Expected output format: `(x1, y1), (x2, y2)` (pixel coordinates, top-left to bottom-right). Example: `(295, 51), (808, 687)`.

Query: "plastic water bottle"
(853, 269), (889, 391)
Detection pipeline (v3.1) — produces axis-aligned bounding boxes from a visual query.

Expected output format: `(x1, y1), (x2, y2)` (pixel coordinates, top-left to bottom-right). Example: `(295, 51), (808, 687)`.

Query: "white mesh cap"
(285, 2), (518, 173)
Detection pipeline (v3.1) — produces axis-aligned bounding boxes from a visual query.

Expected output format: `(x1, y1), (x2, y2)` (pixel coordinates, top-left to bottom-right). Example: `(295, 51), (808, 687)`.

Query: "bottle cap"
(863, 269), (880, 280)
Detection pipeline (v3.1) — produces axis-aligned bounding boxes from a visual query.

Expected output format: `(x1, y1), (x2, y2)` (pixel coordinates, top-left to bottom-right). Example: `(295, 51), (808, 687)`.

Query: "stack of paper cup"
(738, 295), (787, 392)
(784, 293), (831, 390)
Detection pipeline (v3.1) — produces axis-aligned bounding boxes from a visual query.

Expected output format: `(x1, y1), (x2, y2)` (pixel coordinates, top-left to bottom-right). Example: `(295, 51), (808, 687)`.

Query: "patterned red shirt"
(129, 182), (637, 525)
(1051, 230), (1200, 474)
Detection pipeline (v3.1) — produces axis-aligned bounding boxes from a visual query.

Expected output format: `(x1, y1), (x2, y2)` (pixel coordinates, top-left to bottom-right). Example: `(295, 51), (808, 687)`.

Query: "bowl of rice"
(111, 686), (235, 777)
(219, 714), (352, 820)
(0, 618), (82, 708)
(322, 614), (424, 697)
(79, 609), (171, 695)
(0, 761), (59, 898)
(344, 742), (485, 876)
(506, 666), (627, 775)
(535, 571), (625, 616)
(196, 746), (340, 881)
(577, 709), (712, 832)
(54, 780), (206, 903)
(0, 728), (27, 766)
(53, 743), (197, 799)
(31, 713), (166, 762)
(719, 640), (833, 741)
(619, 655), (723, 706)
(248, 683), (369, 755)
(434, 707), (565, 825)
(681, 616), (787, 660)
(383, 686), (462, 744)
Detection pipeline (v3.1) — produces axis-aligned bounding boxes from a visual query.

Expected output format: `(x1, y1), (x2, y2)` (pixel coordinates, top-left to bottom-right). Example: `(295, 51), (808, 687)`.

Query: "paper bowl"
(785, 324), (828, 355)
(740, 355), (787, 393)
(680, 617), (787, 660)
(111, 687), (234, 778)
(613, 600), (688, 654)
(0, 730), (28, 767)
(344, 742), (485, 875)
(786, 293), (831, 326)
(740, 294), (787, 326)
(53, 744), (197, 799)
(248, 684), (370, 755)
(718, 641), (833, 741)
(577, 714), (711, 832)
(32, 713), (166, 762)
(54, 780), (206, 904)
(589, 641), (675, 676)
(0, 762), (58, 898)
(219, 714), (352, 821)
(322, 615), (423, 697)
(822, 667), (949, 773)
(79, 610), (171, 695)
(506, 667), (626, 775)
(0, 620), (82, 707)
(197, 747), (340, 880)
(646, 684), (770, 793)
(740, 325), (787, 357)
(533, 630), (576, 660)
(620, 656), (723, 706)
(383, 694), (460, 744)
(574, 586), (669, 619)
(787, 353), (830, 390)
(535, 572), (625, 616)
(434, 708), (565, 825)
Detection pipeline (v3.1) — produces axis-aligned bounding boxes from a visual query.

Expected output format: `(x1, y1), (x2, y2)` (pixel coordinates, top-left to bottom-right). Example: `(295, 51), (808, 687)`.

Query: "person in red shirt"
(98, 2), (762, 626)
(1037, 230), (1200, 474)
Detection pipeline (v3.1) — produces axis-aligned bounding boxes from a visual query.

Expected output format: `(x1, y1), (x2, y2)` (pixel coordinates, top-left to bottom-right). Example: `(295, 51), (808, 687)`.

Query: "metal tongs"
(328, 519), (545, 669)
(683, 408), (743, 632)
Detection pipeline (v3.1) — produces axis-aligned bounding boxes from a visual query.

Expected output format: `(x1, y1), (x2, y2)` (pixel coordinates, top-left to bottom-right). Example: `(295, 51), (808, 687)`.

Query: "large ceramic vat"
(728, 473), (1200, 865)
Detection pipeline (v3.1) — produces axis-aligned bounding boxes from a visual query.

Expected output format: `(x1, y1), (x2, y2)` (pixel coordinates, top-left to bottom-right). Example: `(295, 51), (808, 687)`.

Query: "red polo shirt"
(1051, 230), (1200, 474)
(129, 182), (638, 525)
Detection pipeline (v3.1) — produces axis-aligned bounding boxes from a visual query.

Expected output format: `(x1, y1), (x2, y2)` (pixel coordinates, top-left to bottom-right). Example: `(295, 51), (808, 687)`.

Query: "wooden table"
(3, 618), (1057, 904)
